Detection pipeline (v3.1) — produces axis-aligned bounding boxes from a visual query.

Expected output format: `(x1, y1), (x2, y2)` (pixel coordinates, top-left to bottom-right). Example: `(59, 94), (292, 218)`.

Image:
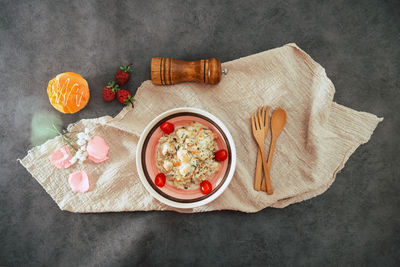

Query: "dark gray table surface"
(1, 0), (399, 266)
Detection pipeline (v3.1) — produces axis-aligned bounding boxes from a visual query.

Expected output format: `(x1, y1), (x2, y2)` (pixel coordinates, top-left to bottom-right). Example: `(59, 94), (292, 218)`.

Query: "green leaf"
(120, 64), (133, 73)
(107, 81), (115, 88)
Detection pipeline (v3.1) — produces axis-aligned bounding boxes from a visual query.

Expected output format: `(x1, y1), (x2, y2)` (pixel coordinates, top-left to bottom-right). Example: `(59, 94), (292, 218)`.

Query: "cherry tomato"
(160, 122), (175, 134)
(154, 173), (166, 187)
(200, 180), (212, 194)
(214, 149), (228, 162)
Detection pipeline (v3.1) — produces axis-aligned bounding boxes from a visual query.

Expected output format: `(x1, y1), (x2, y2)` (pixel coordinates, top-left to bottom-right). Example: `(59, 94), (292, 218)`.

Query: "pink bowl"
(136, 107), (236, 209)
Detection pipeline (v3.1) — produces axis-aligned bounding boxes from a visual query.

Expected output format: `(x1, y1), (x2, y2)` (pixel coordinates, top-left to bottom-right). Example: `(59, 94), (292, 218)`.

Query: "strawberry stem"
(120, 63), (133, 73)
(123, 95), (135, 107)
(112, 84), (120, 93)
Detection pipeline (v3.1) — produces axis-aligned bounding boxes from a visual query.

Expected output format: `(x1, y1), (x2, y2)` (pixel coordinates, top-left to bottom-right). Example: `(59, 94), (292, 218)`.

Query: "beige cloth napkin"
(20, 43), (382, 213)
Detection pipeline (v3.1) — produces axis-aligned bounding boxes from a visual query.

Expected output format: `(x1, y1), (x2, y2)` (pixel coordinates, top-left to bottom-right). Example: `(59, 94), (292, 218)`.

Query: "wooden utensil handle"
(254, 149), (263, 190)
(259, 146), (274, 195)
(261, 137), (276, 191)
(151, 57), (222, 85)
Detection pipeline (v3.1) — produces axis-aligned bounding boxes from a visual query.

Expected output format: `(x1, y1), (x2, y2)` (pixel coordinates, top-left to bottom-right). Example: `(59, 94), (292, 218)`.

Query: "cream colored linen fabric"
(20, 43), (382, 213)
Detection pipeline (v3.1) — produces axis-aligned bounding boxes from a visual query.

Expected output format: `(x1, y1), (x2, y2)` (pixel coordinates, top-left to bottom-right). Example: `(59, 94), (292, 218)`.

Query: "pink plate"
(136, 107), (237, 208)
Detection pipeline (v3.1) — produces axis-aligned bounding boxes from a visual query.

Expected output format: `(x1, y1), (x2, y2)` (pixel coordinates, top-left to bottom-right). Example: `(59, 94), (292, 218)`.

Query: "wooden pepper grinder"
(151, 57), (228, 85)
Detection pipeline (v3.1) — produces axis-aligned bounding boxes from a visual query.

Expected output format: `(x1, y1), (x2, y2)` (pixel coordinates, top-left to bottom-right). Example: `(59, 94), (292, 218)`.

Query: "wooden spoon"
(261, 108), (287, 192)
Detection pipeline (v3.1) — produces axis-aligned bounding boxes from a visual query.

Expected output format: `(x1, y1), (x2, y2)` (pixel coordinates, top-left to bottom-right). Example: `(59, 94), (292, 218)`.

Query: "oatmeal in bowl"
(156, 122), (221, 189)
(136, 107), (236, 209)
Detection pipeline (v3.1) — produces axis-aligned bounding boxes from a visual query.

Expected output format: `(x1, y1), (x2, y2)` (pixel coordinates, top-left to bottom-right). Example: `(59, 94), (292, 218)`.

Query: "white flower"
(76, 139), (86, 146)
(80, 146), (86, 151)
(69, 156), (77, 165)
(84, 134), (90, 141)
(77, 132), (86, 140)
(84, 128), (90, 134)
(75, 150), (82, 157)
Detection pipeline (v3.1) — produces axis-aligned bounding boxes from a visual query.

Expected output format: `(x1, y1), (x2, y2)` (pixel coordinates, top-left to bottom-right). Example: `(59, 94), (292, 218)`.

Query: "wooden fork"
(254, 106), (270, 190)
(251, 107), (274, 195)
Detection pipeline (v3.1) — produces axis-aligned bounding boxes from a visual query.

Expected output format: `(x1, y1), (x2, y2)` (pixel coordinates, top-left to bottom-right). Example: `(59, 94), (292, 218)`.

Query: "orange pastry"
(47, 72), (90, 114)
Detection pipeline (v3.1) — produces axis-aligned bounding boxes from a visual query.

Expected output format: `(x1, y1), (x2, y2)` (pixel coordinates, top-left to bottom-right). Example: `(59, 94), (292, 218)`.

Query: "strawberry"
(115, 64), (133, 86)
(102, 81), (119, 102)
(117, 89), (135, 107)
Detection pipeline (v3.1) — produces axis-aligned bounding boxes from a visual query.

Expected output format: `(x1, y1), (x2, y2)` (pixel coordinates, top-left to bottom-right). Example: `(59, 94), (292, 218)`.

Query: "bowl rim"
(136, 107), (237, 209)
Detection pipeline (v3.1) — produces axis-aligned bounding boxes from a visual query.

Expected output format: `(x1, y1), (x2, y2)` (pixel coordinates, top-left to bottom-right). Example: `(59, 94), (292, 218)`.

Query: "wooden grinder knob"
(151, 57), (227, 85)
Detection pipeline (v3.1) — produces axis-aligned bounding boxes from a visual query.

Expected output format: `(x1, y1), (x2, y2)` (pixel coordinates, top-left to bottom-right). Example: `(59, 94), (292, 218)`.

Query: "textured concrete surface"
(0, 0), (399, 266)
